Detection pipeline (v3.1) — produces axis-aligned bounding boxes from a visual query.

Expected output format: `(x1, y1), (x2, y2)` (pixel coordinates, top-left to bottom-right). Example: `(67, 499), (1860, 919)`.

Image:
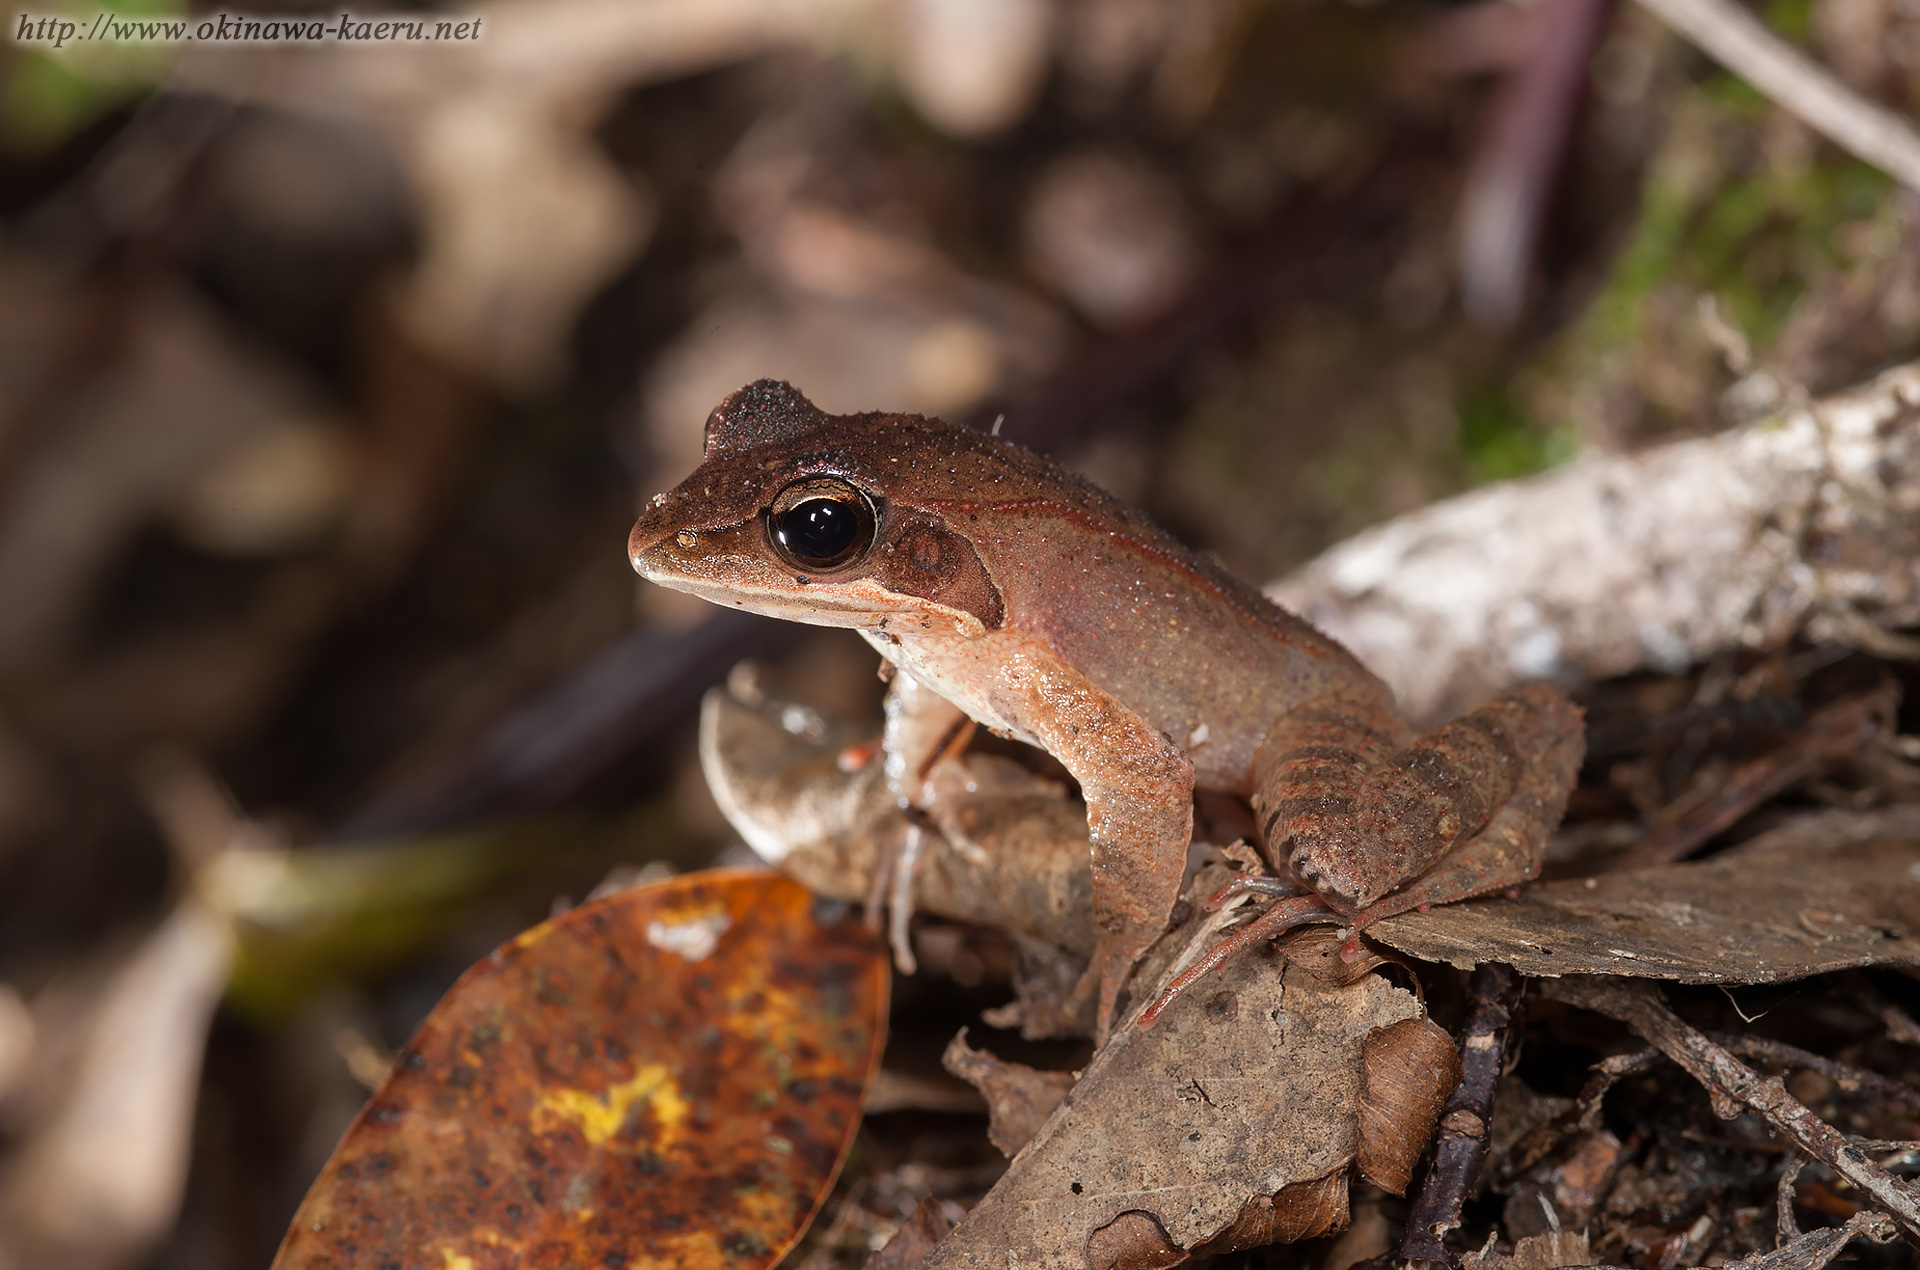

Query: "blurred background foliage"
(0, 0), (1916, 1264)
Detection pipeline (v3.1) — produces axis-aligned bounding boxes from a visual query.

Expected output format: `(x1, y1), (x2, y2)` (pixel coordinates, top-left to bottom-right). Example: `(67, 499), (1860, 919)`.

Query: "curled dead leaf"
(1357, 1016), (1464, 1195)
(271, 870), (888, 1270)
(1197, 1168), (1352, 1254)
(1086, 1209), (1187, 1270)
(940, 1027), (1076, 1158)
(1274, 924), (1390, 987)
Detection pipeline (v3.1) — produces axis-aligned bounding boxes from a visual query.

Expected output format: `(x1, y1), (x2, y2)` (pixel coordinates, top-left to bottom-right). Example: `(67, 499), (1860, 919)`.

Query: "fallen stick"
(1401, 963), (1523, 1263)
(1273, 360), (1920, 727)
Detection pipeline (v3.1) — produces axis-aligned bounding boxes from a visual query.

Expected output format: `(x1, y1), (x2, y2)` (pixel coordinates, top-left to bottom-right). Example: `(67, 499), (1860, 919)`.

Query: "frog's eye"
(766, 477), (877, 572)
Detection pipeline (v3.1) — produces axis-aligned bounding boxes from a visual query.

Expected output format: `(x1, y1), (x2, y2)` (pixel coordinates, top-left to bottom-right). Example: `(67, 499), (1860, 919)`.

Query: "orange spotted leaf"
(272, 869), (888, 1270)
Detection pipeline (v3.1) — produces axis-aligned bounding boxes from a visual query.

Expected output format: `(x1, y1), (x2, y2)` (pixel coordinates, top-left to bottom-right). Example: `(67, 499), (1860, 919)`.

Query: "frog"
(628, 379), (1585, 1041)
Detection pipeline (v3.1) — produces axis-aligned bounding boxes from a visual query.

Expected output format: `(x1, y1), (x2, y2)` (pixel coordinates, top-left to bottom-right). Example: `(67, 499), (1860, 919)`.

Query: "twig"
(1707, 1030), (1920, 1118)
(1557, 1208), (1894, 1270)
(1458, 0), (1614, 329)
(1777, 1155), (1808, 1245)
(1630, 0), (1920, 191)
(1539, 977), (1920, 1239)
(1401, 963), (1523, 1263)
(1741, 1207), (1895, 1270)
(1612, 685), (1895, 868)
(1574, 1049), (1662, 1133)
(1840, 971), (1920, 1047)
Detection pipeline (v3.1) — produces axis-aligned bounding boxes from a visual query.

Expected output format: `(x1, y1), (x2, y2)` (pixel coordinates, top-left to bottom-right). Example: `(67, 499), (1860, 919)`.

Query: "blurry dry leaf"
(1022, 151), (1199, 327)
(0, 983), (31, 1105)
(0, 900), (234, 1270)
(167, 417), (357, 555)
(271, 870), (887, 1270)
(866, 1195), (955, 1270)
(1355, 1017), (1462, 1196)
(924, 959), (1415, 1265)
(940, 1027), (1076, 1157)
(0, 270), (316, 666)
(887, 0), (1054, 137)
(1369, 808), (1920, 982)
(173, 0), (851, 393)
(391, 89), (653, 391)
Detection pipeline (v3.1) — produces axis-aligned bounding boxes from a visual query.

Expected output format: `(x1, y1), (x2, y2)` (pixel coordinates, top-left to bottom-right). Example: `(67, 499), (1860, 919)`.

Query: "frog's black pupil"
(776, 498), (863, 566)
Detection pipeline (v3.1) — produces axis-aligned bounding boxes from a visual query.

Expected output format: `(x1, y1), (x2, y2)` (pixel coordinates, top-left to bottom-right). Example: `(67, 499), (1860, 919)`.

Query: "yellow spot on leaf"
(535, 1063), (690, 1147)
(440, 1248), (475, 1270)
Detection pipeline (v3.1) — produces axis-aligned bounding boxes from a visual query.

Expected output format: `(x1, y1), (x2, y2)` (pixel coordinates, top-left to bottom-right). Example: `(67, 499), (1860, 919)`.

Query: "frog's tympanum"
(630, 380), (1584, 1039)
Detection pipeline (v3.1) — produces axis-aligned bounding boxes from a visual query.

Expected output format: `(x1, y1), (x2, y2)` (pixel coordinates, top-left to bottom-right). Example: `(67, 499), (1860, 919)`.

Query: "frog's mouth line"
(635, 565), (894, 630)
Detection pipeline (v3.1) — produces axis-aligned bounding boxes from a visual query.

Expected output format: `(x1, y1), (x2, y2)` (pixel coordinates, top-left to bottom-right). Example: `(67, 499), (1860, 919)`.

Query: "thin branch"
(1707, 1030), (1920, 1118)
(1631, 0), (1920, 191)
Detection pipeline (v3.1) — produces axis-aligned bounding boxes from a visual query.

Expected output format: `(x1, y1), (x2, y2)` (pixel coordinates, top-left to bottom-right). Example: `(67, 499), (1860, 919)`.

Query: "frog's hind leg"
(1337, 707), (1584, 931)
(1255, 682), (1583, 914)
(1140, 687), (1580, 1028)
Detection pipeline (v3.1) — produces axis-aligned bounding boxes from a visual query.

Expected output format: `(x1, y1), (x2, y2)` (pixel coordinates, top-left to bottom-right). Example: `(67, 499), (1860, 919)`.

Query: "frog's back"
(806, 409), (1394, 790)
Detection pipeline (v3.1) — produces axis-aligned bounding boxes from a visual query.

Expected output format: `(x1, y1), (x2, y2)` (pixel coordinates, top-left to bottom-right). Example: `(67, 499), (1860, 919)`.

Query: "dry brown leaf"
(864, 1195), (954, 1270)
(1197, 1169), (1352, 1255)
(700, 685), (1097, 955)
(1, 901), (234, 1270)
(940, 1028), (1076, 1157)
(1369, 808), (1920, 982)
(1461, 1229), (1592, 1270)
(924, 949), (1415, 1266)
(1085, 1210), (1187, 1270)
(272, 870), (888, 1270)
(1356, 1017), (1463, 1196)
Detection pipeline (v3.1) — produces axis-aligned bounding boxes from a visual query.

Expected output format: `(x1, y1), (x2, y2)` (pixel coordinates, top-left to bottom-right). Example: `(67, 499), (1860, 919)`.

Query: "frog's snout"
(626, 495), (680, 576)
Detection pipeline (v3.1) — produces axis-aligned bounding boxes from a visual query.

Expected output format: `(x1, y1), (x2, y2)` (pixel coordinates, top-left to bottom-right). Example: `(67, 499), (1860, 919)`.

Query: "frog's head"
(627, 379), (1006, 637)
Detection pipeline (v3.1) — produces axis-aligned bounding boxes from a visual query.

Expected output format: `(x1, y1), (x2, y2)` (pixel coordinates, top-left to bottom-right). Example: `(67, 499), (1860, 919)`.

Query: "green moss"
(1588, 175), (1695, 347)
(1455, 387), (1577, 485)
(0, 0), (181, 153)
(1571, 82), (1893, 359)
(1763, 0), (1813, 42)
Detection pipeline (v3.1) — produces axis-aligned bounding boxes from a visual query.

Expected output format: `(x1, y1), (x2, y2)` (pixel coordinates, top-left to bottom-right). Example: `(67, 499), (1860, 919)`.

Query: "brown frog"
(629, 380), (1584, 1039)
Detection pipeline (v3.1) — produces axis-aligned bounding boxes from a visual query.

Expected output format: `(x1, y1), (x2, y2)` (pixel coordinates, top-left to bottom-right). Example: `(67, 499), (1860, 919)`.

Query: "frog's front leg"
(1254, 682), (1584, 915)
(872, 668), (975, 972)
(882, 667), (975, 809)
(999, 649), (1195, 1044)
